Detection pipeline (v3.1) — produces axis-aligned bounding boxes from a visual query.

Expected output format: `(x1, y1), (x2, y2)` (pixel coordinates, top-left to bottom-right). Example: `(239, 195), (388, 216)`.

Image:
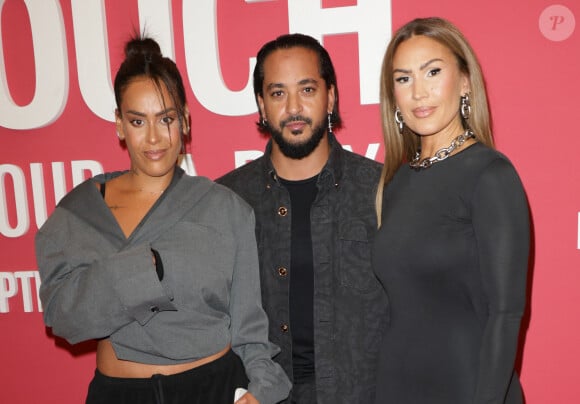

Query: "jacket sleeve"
(471, 158), (530, 403)
(229, 209), (291, 404)
(36, 209), (176, 344)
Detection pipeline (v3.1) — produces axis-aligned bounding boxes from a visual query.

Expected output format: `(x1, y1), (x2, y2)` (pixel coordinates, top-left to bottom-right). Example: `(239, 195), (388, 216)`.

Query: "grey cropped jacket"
(36, 167), (291, 404)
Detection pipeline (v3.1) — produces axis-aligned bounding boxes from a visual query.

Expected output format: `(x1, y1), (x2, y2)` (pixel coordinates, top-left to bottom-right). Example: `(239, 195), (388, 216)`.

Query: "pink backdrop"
(1, 1), (579, 402)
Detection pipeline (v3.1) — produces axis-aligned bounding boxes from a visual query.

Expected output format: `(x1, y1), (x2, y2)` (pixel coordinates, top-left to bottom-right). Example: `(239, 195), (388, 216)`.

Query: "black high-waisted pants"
(86, 349), (248, 404)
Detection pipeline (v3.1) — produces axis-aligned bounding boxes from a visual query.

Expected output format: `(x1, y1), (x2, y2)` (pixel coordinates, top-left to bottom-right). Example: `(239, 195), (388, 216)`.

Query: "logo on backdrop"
(0, 0), (391, 129)
(539, 4), (575, 41)
(0, 271), (41, 313)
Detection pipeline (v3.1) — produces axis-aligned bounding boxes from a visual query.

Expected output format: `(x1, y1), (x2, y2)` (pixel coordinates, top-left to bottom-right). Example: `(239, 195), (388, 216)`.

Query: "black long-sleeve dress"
(373, 142), (529, 403)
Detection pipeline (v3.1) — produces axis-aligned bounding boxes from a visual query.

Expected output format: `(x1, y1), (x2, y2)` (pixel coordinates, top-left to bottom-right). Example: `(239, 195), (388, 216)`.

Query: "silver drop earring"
(394, 109), (404, 134)
(460, 94), (471, 120)
(327, 113), (333, 133)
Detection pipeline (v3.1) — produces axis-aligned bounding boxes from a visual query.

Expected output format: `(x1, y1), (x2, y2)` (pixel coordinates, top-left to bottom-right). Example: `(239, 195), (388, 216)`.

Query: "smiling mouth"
(412, 106), (435, 118)
(144, 150), (166, 160)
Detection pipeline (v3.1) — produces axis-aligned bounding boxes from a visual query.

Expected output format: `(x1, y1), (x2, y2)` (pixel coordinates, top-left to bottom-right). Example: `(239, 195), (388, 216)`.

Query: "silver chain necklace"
(409, 129), (475, 170)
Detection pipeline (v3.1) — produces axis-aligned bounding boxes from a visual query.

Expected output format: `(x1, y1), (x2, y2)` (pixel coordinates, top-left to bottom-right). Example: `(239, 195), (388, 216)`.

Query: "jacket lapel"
(126, 170), (214, 247)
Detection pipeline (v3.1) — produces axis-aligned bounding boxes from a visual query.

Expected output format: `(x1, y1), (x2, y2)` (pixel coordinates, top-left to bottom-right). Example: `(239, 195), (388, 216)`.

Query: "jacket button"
(278, 267), (288, 277)
(278, 206), (288, 216)
(150, 306), (159, 313)
(281, 324), (289, 333)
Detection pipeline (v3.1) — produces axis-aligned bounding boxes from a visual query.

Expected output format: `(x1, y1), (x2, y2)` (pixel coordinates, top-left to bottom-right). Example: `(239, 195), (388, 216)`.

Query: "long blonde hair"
(376, 17), (494, 226)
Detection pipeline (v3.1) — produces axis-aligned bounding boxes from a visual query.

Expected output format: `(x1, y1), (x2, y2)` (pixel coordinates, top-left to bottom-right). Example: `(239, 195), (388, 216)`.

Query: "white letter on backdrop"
(35, 270), (43, 311)
(51, 162), (68, 206)
(183, 0), (256, 116)
(0, 165), (29, 238)
(0, 272), (17, 313)
(14, 271), (37, 312)
(0, 0), (67, 129)
(178, 154), (197, 176)
(235, 150), (263, 169)
(71, 0), (115, 122)
(30, 163), (48, 229)
(138, 0), (175, 59)
(341, 143), (380, 160)
(72, 0), (175, 122)
(288, 0), (391, 105)
(71, 160), (104, 187)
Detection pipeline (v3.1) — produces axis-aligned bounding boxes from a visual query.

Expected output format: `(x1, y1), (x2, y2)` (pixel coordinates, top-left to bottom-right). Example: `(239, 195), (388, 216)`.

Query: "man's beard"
(266, 115), (327, 159)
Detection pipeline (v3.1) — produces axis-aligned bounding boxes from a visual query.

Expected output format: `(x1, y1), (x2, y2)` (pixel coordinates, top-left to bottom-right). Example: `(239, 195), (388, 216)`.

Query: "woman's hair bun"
(124, 37), (162, 61)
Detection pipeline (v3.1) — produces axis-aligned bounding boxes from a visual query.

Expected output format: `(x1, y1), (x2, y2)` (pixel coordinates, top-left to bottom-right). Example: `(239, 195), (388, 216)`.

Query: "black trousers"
(86, 350), (249, 404)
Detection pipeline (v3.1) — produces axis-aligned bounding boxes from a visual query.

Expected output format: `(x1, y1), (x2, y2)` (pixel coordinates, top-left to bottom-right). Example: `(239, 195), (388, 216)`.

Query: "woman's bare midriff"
(97, 339), (230, 378)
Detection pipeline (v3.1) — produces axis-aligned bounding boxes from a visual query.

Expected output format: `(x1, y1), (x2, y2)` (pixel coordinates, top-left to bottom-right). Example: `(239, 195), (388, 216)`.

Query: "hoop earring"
(327, 113), (333, 133)
(261, 117), (268, 127)
(394, 109), (404, 134)
(460, 94), (471, 120)
(116, 130), (122, 140)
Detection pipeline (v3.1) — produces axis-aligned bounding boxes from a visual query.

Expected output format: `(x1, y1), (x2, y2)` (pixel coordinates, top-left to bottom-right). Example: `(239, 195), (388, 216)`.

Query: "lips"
(285, 121), (307, 133)
(144, 149), (166, 160)
(412, 106), (436, 118)
(282, 115), (312, 134)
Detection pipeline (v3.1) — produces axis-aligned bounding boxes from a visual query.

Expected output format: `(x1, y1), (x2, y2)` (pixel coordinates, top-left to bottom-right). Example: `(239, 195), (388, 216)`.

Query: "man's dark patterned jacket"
(217, 133), (389, 404)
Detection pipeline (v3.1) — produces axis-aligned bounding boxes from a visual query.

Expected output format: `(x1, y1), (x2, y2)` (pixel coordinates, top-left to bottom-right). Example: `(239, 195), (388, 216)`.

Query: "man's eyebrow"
(298, 78), (319, 86)
(265, 82), (286, 90)
(265, 78), (319, 90)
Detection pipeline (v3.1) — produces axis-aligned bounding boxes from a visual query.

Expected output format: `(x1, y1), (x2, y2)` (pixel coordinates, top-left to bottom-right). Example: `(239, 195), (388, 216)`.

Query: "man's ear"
(257, 94), (267, 122)
(327, 84), (336, 115)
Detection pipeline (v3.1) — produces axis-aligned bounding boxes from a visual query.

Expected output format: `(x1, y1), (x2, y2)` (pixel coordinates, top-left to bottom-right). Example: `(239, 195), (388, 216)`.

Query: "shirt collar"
(260, 132), (344, 189)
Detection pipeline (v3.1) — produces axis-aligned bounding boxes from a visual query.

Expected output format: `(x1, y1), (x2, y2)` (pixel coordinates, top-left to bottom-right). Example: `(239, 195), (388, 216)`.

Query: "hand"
(235, 392), (259, 404)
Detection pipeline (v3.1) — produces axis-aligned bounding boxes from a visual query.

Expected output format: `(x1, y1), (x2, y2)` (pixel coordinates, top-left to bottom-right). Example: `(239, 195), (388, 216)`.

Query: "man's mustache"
(280, 115), (312, 127)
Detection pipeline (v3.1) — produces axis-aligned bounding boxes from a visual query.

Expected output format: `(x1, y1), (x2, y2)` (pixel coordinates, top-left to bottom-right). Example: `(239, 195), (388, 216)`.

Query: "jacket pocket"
(338, 220), (381, 293)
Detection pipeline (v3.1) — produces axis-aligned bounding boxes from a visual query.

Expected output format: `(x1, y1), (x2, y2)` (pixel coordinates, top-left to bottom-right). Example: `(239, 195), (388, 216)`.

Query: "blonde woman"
(373, 17), (529, 403)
